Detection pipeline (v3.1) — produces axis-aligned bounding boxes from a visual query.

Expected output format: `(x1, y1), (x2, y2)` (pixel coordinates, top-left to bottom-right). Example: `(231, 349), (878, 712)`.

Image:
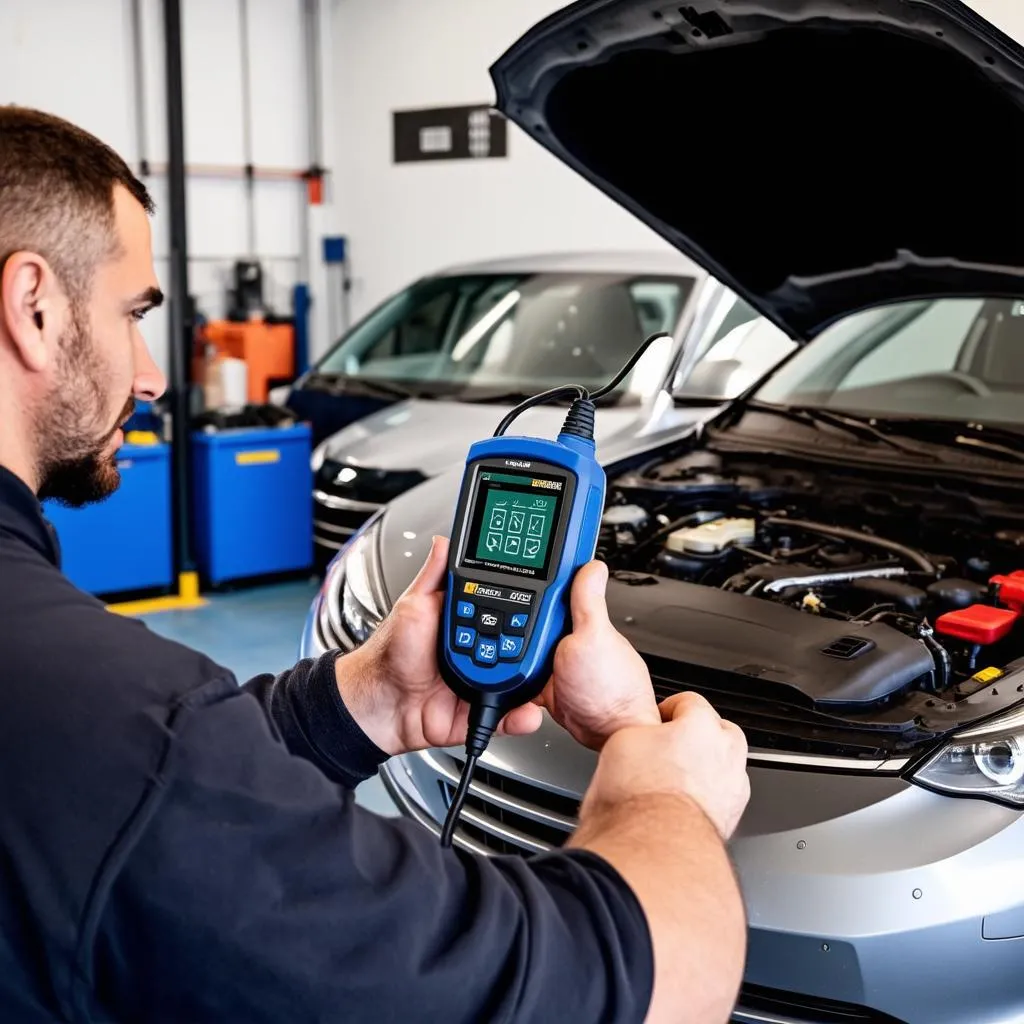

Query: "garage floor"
(139, 580), (398, 817)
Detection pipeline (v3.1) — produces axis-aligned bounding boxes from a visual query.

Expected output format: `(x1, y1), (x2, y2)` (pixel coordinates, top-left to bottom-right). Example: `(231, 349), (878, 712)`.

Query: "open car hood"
(491, 0), (1024, 339)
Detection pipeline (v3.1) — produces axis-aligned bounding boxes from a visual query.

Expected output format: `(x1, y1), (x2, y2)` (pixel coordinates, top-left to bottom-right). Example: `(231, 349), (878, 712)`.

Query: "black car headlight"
(317, 515), (390, 648)
(913, 705), (1024, 807)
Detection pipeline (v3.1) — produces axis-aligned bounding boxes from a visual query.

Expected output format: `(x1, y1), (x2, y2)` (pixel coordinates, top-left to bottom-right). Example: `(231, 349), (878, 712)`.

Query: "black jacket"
(0, 466), (652, 1023)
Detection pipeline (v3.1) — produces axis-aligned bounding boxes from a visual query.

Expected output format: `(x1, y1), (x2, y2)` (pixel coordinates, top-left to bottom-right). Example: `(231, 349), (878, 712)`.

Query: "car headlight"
(317, 515), (390, 648)
(311, 440), (330, 473)
(913, 705), (1024, 807)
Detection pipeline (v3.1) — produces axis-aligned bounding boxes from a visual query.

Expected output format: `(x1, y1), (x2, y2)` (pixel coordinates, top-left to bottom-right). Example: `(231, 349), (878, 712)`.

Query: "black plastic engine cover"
(607, 576), (934, 707)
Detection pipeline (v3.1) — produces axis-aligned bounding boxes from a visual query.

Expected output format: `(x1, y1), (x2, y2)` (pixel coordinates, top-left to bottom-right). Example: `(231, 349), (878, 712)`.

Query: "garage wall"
(0, 0), (333, 374)
(329, 0), (674, 326)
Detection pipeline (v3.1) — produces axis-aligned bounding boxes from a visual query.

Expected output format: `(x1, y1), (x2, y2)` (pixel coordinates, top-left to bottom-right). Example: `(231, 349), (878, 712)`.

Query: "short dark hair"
(0, 106), (155, 303)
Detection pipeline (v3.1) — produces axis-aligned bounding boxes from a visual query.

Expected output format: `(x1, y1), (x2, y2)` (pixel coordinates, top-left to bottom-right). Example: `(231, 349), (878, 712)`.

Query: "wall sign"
(393, 105), (508, 163)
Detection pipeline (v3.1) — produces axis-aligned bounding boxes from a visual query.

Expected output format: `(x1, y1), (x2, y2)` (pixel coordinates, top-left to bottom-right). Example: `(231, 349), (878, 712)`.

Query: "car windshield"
(314, 271), (694, 403)
(754, 297), (1024, 426)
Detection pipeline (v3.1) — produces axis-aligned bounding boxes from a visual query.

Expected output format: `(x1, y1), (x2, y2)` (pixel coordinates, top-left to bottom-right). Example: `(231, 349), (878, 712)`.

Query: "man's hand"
(337, 536), (543, 756)
(580, 690), (750, 840)
(534, 560), (660, 750)
(570, 691), (750, 1024)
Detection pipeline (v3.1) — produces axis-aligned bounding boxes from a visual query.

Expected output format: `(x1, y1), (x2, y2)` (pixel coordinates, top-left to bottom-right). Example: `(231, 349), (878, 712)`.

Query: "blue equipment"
(437, 332), (669, 847)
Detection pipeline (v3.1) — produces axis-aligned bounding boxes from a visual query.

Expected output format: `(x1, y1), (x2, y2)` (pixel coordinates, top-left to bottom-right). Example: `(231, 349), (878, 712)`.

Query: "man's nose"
(132, 329), (167, 401)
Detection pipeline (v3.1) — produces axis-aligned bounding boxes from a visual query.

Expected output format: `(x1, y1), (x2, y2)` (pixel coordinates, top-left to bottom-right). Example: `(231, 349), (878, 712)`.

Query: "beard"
(36, 309), (135, 509)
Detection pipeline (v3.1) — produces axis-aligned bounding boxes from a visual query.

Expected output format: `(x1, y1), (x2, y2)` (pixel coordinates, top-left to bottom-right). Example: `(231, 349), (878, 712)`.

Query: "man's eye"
(130, 308), (149, 323)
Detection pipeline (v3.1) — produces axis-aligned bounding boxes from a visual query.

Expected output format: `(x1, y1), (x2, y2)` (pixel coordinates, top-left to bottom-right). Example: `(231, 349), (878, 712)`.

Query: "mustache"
(102, 398), (136, 443)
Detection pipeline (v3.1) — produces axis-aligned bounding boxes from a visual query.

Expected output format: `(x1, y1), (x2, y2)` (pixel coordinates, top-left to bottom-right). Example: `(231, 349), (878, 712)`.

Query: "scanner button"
(454, 627), (476, 650)
(507, 612), (529, 633)
(475, 638), (498, 665)
(498, 634), (524, 660)
(456, 600), (475, 619)
(477, 610), (501, 635)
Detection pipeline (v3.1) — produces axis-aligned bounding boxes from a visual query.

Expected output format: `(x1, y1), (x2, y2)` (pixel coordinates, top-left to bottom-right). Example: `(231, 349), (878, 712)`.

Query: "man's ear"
(1, 252), (65, 373)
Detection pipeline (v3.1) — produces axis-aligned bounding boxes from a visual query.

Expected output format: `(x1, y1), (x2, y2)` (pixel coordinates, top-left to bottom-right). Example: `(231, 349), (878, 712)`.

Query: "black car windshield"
(314, 271), (694, 403)
(754, 297), (1024, 427)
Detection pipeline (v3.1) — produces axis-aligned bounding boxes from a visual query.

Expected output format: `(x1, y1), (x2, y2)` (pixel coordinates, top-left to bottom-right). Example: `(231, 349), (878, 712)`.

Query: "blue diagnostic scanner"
(438, 430), (606, 714)
(435, 333), (669, 847)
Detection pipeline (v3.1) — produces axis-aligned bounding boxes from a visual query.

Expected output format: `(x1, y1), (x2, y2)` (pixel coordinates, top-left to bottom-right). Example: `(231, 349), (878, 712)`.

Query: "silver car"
(305, 252), (794, 566)
(303, 1), (1024, 1021)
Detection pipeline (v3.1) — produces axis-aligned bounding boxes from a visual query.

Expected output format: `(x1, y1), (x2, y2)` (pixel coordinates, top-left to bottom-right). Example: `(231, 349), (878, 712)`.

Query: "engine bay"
(601, 448), (1024, 757)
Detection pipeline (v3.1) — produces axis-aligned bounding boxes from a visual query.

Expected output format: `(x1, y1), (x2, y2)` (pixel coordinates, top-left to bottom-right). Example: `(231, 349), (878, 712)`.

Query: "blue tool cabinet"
(191, 424), (313, 585)
(43, 442), (173, 596)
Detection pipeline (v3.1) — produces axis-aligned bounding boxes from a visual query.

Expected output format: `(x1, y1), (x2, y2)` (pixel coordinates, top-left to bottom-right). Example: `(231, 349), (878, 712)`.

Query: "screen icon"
(523, 537), (541, 557)
(489, 508), (506, 531)
(532, 498), (548, 508)
(509, 510), (525, 533)
(527, 514), (544, 536)
(485, 532), (502, 553)
(503, 535), (521, 555)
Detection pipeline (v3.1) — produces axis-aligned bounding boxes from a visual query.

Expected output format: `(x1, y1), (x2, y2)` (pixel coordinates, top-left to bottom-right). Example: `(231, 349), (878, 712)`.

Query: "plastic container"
(191, 424), (313, 585)
(42, 442), (173, 596)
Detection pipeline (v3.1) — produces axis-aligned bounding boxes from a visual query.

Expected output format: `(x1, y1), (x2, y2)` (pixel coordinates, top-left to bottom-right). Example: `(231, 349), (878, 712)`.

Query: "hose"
(763, 517), (936, 575)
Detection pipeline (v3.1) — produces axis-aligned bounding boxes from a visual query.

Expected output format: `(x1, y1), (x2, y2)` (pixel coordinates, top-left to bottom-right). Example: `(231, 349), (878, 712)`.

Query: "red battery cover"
(990, 570), (1024, 611)
(935, 604), (1019, 644)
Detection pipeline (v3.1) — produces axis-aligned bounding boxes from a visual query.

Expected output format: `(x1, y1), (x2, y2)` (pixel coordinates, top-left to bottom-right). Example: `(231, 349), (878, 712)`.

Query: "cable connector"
(440, 697), (504, 848)
(558, 397), (596, 442)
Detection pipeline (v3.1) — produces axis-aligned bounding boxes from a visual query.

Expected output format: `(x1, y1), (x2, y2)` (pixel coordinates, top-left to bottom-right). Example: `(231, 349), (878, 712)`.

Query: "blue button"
(475, 638), (498, 665)
(454, 626), (476, 649)
(456, 600), (475, 619)
(498, 634), (524, 660)
(508, 613), (529, 631)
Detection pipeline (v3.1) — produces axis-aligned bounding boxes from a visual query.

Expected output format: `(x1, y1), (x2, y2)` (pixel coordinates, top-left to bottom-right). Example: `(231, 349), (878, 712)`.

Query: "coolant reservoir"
(666, 517), (756, 555)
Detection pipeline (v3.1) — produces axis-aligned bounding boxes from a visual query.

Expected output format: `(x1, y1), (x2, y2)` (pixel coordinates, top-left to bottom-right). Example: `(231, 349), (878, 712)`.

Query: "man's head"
(0, 106), (166, 506)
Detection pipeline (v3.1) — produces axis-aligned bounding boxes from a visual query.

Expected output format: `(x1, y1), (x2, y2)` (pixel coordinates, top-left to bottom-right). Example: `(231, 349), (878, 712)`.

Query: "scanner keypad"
(451, 577), (535, 666)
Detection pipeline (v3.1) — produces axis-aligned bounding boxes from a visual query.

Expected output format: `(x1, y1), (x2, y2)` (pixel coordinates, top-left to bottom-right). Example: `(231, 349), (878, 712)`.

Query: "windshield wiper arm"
(745, 402), (942, 461)
(333, 377), (418, 401)
(872, 418), (1024, 465)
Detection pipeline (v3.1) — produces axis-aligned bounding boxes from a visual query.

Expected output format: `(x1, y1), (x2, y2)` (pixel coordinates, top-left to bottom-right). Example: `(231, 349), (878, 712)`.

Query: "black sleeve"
(242, 652), (388, 787)
(87, 678), (654, 1024)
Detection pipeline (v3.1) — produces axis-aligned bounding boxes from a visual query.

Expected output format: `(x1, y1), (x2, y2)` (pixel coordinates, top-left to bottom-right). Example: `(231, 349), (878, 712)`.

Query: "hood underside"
(491, 0), (1024, 339)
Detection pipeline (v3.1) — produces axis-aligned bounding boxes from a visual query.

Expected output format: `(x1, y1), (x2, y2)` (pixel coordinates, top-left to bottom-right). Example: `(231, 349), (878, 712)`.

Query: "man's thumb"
(570, 560), (610, 630)
(406, 535), (449, 595)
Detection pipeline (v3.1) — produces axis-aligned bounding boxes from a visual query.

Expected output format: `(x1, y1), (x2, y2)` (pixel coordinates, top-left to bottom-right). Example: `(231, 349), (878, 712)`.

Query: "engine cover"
(607, 577), (935, 707)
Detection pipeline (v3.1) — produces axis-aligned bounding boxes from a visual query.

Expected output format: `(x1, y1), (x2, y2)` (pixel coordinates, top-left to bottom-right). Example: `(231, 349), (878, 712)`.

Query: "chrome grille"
(733, 985), (906, 1024)
(313, 490), (380, 553)
(425, 751), (578, 855)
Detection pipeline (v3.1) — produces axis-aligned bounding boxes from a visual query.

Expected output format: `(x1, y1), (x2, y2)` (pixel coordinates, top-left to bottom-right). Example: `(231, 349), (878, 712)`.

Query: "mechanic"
(0, 106), (750, 1024)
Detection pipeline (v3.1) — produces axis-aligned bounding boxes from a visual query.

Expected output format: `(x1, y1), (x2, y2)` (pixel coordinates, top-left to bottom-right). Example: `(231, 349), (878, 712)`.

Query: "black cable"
(440, 753), (478, 848)
(439, 698), (503, 848)
(493, 384), (587, 437)
(589, 331), (672, 400)
(492, 331), (673, 437)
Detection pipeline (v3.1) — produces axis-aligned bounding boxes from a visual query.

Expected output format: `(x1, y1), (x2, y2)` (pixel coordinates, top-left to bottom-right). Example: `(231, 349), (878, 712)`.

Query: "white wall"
(0, 0), (327, 374)
(329, 0), (675, 326)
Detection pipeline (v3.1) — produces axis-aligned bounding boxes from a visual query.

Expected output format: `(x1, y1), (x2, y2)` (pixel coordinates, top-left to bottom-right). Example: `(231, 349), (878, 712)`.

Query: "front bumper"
(383, 743), (1024, 1024)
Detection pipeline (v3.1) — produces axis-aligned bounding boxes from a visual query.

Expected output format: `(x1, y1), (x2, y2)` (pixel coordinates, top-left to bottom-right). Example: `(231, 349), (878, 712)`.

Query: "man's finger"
(405, 535), (450, 597)
(499, 703), (544, 736)
(660, 690), (719, 722)
(569, 560), (610, 632)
